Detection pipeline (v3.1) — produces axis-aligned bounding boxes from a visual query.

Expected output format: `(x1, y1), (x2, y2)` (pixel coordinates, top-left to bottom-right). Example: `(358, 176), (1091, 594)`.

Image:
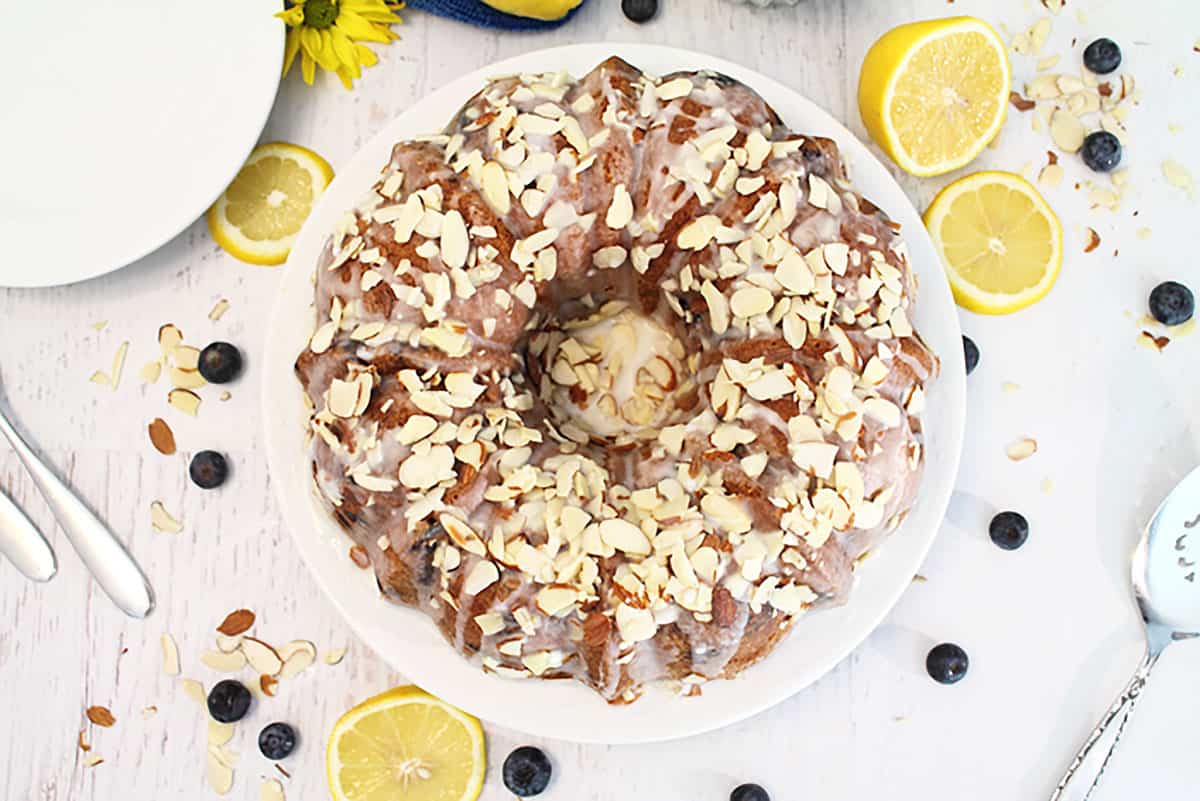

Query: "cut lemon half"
(326, 686), (486, 801)
(923, 171), (1062, 315)
(207, 142), (333, 266)
(859, 16), (1010, 176)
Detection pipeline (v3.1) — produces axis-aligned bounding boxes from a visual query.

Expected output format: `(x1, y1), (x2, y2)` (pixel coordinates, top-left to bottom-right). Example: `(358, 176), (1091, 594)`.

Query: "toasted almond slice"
(261, 779), (285, 801)
(167, 388), (201, 416)
(83, 754), (105, 768)
(276, 639), (317, 663)
(161, 633), (181, 676)
(158, 323), (183, 356)
(206, 753), (234, 796)
(78, 729), (91, 752)
(242, 637), (283, 676)
(208, 719), (235, 747)
(322, 648), (347, 666)
(139, 360), (162, 384)
(109, 342), (129, 390)
(1006, 437), (1038, 461)
(260, 673), (279, 697)
(279, 646), (316, 680)
(209, 299), (231, 321)
(181, 678), (206, 707)
(148, 418), (176, 455)
(141, 705), (158, 719)
(150, 501), (183, 533)
(89, 371), (110, 387)
(201, 649), (248, 673)
(169, 366), (207, 390)
(217, 609), (256, 636)
(86, 706), (115, 727)
(215, 632), (244, 653)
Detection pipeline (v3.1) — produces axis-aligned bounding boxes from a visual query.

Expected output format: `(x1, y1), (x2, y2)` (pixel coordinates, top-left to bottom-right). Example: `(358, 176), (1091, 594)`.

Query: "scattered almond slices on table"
(89, 341), (129, 390)
(1007, 437), (1039, 461)
(150, 501), (183, 533)
(217, 609), (256, 636)
(148, 417), (177, 455)
(85, 705), (116, 728)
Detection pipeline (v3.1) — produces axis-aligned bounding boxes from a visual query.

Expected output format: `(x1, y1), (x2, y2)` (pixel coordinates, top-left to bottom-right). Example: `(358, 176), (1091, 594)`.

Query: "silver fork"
(0, 396), (154, 617)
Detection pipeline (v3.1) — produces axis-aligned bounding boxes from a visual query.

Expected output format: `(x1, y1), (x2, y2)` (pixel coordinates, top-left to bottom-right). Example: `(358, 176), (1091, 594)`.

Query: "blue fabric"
(406, 0), (586, 30)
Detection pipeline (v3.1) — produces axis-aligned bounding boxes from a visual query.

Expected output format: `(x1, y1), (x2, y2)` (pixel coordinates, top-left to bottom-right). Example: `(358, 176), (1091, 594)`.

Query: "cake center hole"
(538, 301), (689, 441)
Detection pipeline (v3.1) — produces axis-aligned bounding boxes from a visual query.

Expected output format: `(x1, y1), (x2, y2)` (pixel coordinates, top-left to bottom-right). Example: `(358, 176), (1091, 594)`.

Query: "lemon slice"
(859, 16), (1010, 176)
(923, 171), (1063, 315)
(326, 686), (486, 801)
(207, 142), (333, 266)
(481, 0), (583, 20)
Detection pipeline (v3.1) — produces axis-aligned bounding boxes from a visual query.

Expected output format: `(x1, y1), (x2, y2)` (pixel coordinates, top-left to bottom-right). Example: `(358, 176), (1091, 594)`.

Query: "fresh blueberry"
(1149, 281), (1195, 326)
(962, 335), (980, 375)
(198, 342), (243, 384)
(502, 746), (552, 797)
(731, 784), (771, 801)
(1080, 131), (1121, 172)
(207, 679), (252, 723)
(1083, 38), (1122, 74)
(258, 722), (297, 760)
(189, 450), (229, 489)
(621, 0), (658, 24)
(989, 511), (1029, 551)
(926, 643), (969, 685)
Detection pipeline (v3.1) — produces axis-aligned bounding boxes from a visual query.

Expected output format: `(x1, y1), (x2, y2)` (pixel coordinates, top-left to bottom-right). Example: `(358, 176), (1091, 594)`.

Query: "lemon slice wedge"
(326, 686), (486, 801)
(859, 16), (1010, 176)
(207, 142), (333, 266)
(923, 171), (1063, 315)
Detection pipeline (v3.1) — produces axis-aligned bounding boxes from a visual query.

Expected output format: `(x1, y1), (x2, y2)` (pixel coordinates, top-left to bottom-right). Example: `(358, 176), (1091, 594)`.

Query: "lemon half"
(859, 16), (1011, 177)
(326, 686), (486, 801)
(923, 171), (1063, 315)
(207, 142), (333, 266)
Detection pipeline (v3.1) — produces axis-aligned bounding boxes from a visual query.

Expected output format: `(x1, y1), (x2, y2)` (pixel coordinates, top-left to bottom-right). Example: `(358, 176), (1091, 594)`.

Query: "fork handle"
(0, 410), (153, 617)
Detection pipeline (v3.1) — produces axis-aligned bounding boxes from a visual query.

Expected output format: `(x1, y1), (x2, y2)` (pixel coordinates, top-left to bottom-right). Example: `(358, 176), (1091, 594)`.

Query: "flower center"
(302, 0), (339, 29)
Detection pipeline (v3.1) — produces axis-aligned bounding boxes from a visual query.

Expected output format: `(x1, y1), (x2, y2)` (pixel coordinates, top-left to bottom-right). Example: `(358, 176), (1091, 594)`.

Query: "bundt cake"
(295, 56), (937, 703)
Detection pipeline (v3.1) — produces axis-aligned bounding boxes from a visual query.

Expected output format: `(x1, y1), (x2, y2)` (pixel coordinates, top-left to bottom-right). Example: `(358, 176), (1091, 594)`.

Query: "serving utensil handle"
(0, 486), (56, 581)
(0, 410), (154, 617)
(1048, 640), (1165, 801)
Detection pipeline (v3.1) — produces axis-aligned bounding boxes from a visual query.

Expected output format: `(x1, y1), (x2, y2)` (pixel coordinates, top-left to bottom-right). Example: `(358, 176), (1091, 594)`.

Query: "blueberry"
(962, 335), (980, 375)
(258, 722), (297, 760)
(207, 679), (252, 723)
(189, 450), (229, 489)
(989, 511), (1029, 550)
(198, 342), (243, 384)
(1083, 38), (1122, 74)
(1080, 131), (1121, 172)
(502, 746), (552, 797)
(621, 0), (658, 24)
(1149, 281), (1195, 326)
(926, 643), (969, 685)
(731, 784), (771, 801)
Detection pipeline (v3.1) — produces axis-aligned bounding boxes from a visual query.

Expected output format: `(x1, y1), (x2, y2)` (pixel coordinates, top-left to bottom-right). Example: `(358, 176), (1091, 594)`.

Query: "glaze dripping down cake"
(295, 57), (937, 703)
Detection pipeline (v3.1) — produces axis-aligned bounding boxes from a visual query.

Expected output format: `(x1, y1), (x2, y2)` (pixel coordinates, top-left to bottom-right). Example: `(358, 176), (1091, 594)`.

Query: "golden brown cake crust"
(295, 57), (937, 703)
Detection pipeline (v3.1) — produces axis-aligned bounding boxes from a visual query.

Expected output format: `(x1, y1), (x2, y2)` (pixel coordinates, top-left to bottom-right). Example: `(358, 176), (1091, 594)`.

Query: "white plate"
(0, 1), (283, 288)
(262, 43), (966, 744)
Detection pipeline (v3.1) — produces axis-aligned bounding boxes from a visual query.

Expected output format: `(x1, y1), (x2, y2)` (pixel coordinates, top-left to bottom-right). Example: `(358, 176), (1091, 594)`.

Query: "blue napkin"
(406, 0), (586, 30)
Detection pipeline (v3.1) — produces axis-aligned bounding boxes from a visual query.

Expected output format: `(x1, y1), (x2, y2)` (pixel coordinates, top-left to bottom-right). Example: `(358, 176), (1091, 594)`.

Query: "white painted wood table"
(2, 1), (1199, 799)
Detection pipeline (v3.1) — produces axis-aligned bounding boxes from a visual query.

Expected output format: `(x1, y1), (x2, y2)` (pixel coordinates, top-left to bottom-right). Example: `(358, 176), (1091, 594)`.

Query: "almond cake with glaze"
(295, 57), (938, 704)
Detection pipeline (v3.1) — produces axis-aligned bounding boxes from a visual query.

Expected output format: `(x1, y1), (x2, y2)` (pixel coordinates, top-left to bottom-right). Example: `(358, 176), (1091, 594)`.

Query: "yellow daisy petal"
(317, 29), (343, 70)
(329, 27), (359, 72)
(336, 66), (356, 90)
(282, 28), (302, 77)
(301, 51), (316, 85)
(355, 43), (378, 68)
(276, 7), (305, 26)
(334, 10), (393, 43)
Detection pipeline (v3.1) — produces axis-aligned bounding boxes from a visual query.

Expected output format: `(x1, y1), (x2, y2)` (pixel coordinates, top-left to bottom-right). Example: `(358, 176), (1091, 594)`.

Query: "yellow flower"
(276, 0), (404, 89)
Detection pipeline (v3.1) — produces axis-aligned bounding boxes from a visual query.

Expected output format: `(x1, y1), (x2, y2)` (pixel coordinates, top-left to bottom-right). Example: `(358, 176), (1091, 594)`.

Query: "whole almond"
(85, 706), (116, 728)
(712, 587), (737, 628)
(148, 418), (176, 455)
(216, 609), (256, 636)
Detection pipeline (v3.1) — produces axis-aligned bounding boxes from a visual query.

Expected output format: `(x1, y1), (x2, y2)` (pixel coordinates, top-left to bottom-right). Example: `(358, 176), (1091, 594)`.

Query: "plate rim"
(262, 42), (966, 744)
(0, 2), (284, 289)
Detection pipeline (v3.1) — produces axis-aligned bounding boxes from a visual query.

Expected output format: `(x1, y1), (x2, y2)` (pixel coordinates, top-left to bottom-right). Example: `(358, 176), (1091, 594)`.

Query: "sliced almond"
(217, 609), (256, 636)
(139, 360), (162, 384)
(206, 753), (234, 796)
(150, 501), (183, 533)
(1006, 437), (1039, 461)
(201, 649), (248, 673)
(208, 719), (235, 747)
(148, 418), (176, 455)
(322, 648), (347, 666)
(261, 779), (286, 801)
(109, 342), (129, 391)
(279, 646), (317, 679)
(215, 632), (243, 653)
(161, 633), (181, 676)
(208, 299), (231, 321)
(141, 705), (158, 719)
(181, 678), (206, 707)
(158, 323), (183, 356)
(169, 366), (207, 390)
(167, 388), (201, 417)
(85, 706), (115, 727)
(83, 754), (104, 768)
(242, 637), (284, 676)
(260, 673), (279, 697)
(1083, 228), (1101, 253)
(1049, 109), (1086, 153)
